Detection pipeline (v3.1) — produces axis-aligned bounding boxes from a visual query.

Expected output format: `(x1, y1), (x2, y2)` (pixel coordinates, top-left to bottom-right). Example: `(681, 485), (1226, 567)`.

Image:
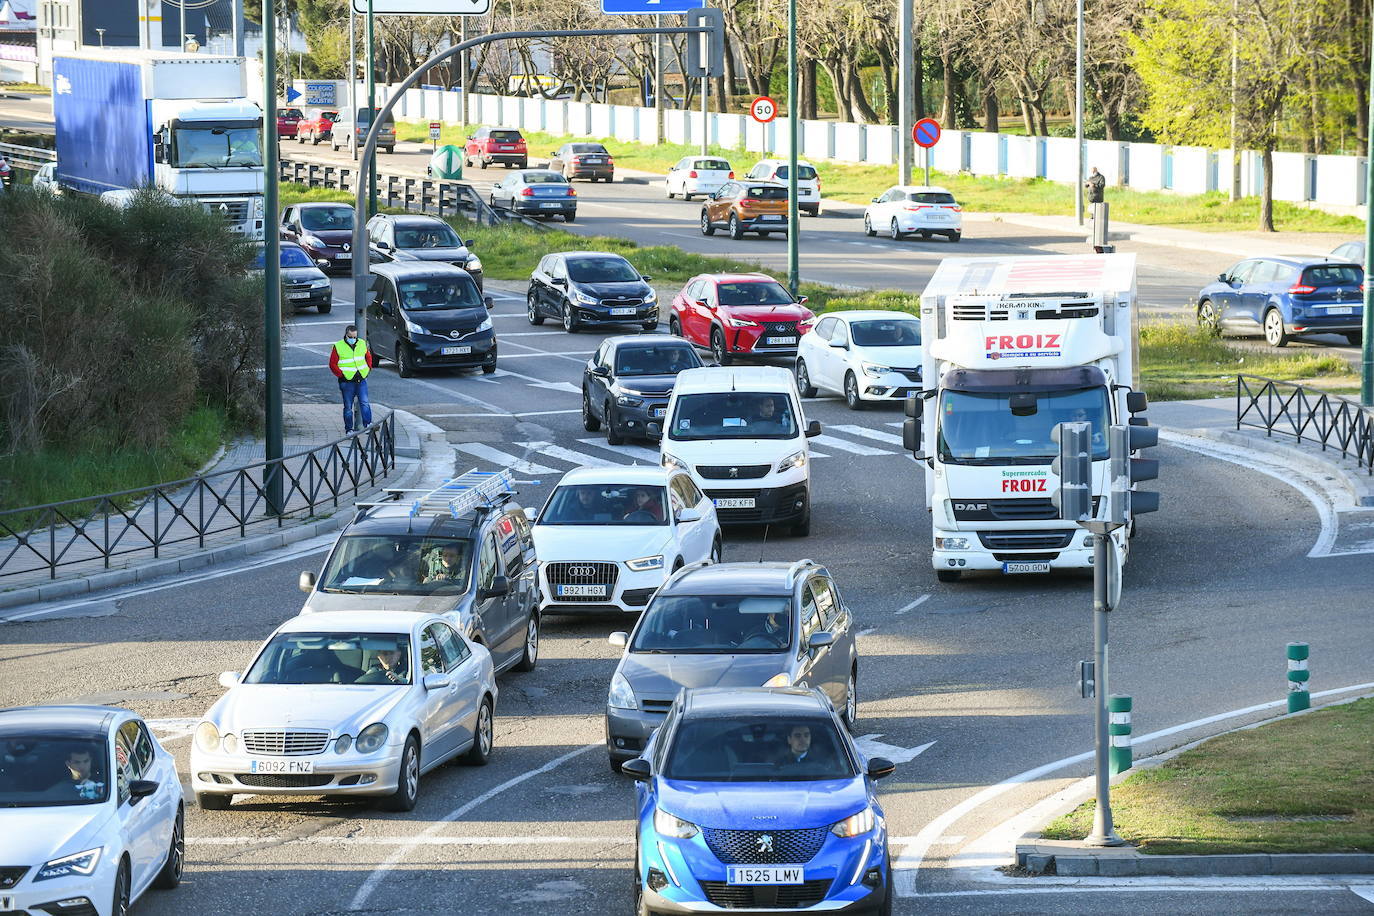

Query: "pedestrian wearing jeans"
(330, 324), (374, 433)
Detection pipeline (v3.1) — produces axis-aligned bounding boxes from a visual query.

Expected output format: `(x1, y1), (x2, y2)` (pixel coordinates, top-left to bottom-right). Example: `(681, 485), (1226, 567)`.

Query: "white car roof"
(757, 158), (815, 167)
(277, 610), (436, 634)
(829, 309), (920, 323)
(672, 365), (796, 395)
(894, 185), (954, 195)
(552, 466), (672, 486)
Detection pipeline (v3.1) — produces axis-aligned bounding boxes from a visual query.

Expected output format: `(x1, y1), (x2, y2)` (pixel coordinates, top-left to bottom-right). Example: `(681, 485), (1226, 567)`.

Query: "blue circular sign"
(913, 118), (941, 148)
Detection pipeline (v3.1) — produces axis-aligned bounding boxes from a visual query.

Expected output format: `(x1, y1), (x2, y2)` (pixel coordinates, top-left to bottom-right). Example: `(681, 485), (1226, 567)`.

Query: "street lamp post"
(1074, 0), (1085, 226)
(262, 0), (284, 514)
(897, 0), (914, 186)
(366, 0), (377, 216)
(1363, 14), (1374, 407)
(786, 0), (799, 296)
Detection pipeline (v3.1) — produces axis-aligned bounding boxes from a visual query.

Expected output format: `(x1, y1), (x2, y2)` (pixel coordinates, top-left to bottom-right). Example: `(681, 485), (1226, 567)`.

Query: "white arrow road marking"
(830, 424), (906, 446)
(146, 718), (201, 742)
(811, 434), (892, 456)
(1351, 887), (1374, 905)
(895, 595), (930, 615)
(577, 438), (661, 464)
(853, 735), (936, 764)
(455, 442), (558, 475)
(492, 367), (581, 394)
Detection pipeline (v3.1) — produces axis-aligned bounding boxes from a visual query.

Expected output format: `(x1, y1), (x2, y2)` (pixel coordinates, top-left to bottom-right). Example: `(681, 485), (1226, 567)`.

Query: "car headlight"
(335, 734), (353, 754)
(762, 672), (792, 687)
(935, 536), (969, 550)
(862, 363), (895, 378)
(654, 808), (699, 839)
(35, 848), (102, 881)
(661, 453), (687, 472)
(643, 289), (657, 302)
(574, 289), (600, 305)
(477, 317), (493, 333)
(831, 805), (875, 838)
(404, 318), (426, 336)
(607, 671), (637, 709)
(355, 723), (389, 753)
(799, 316), (816, 329)
(221, 733), (238, 754)
(627, 554), (664, 571)
(777, 450), (807, 473)
(195, 721), (221, 753)
(311, 278), (331, 288)
(465, 255), (483, 272)
(724, 316), (758, 328)
(616, 394), (645, 407)
(300, 232), (324, 248)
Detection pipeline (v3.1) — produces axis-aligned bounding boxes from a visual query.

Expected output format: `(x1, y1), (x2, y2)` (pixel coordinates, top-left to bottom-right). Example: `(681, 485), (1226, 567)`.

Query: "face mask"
(346, 335), (358, 343)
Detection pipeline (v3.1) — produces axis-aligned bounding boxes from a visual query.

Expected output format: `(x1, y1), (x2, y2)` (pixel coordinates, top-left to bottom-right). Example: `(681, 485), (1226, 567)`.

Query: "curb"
(0, 408), (456, 613)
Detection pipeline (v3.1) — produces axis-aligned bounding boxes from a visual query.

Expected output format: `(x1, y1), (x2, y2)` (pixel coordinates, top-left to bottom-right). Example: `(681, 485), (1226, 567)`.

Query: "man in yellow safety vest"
(329, 324), (374, 433)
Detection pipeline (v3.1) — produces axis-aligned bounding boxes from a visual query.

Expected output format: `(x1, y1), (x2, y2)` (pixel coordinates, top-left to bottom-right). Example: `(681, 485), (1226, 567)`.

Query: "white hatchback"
(744, 158), (822, 215)
(864, 185), (963, 241)
(794, 310), (923, 409)
(665, 156), (734, 200)
(533, 466), (721, 614)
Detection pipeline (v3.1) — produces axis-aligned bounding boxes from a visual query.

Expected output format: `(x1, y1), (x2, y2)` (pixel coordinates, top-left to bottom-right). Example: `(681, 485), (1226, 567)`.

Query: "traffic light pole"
(1082, 519), (1124, 847)
(262, 0), (283, 515)
(785, 0), (799, 296)
(366, 0), (377, 216)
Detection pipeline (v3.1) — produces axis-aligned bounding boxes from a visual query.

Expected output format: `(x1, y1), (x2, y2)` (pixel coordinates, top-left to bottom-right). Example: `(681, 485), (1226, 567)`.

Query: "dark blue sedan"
(623, 687), (895, 915)
(1196, 255), (1363, 347)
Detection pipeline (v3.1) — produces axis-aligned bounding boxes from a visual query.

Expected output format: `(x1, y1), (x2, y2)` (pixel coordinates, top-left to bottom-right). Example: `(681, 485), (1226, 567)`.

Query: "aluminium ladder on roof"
(407, 469), (517, 519)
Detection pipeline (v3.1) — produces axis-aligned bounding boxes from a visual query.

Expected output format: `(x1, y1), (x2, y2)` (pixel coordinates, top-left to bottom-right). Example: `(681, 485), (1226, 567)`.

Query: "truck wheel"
(936, 569), (961, 583)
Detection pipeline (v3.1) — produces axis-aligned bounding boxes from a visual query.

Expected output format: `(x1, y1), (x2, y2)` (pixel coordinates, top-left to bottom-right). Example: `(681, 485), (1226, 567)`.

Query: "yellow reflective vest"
(334, 338), (371, 380)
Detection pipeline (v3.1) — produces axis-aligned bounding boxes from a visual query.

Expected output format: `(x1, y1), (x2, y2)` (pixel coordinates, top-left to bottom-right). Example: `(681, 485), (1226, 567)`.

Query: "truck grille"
(242, 729), (331, 756)
(697, 464), (770, 479)
(703, 826), (830, 865)
(951, 497), (1100, 521)
(978, 531), (1075, 551)
(202, 199), (250, 223)
(699, 879), (832, 909)
(545, 561), (618, 601)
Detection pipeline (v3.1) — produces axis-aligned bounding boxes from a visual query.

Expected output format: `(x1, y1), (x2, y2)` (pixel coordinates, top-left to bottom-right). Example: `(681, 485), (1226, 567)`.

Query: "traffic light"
(1051, 421), (1093, 521)
(902, 394), (923, 457)
(685, 7), (725, 78)
(1108, 424), (1160, 523)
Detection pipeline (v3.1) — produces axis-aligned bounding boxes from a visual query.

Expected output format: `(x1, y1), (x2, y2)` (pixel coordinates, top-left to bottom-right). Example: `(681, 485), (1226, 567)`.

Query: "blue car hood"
(657, 776), (868, 830)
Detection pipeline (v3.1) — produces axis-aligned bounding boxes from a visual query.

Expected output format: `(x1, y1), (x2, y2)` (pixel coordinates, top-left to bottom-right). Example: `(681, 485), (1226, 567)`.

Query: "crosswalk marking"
(811, 434), (892, 456)
(577, 438), (662, 464)
(519, 441), (622, 468)
(830, 424), (906, 446)
(455, 443), (558, 475)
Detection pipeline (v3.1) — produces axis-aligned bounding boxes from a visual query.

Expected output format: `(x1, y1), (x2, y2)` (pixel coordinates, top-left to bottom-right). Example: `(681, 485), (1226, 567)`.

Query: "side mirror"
(1218, 272), (1229, 283)
(828, 338), (848, 349)
(866, 757), (896, 780)
(423, 672), (452, 691)
(797, 296), (808, 305)
(376, 241), (391, 250)
(646, 421), (662, 437)
(621, 757), (652, 780)
(805, 419), (822, 438)
(870, 197), (879, 203)
(218, 671), (241, 688)
(590, 365), (611, 377)
(129, 779), (159, 800)
(316, 259), (330, 269)
(641, 275), (654, 282)
(903, 417), (923, 455)
(808, 630), (835, 650)
(298, 570), (317, 593)
(608, 631), (629, 648)
(552, 277), (568, 287)
(484, 295), (495, 310)
(477, 575), (510, 600)
(1126, 390), (1149, 414)
(675, 507), (702, 524)
(523, 506), (538, 521)
(464, 238), (476, 247)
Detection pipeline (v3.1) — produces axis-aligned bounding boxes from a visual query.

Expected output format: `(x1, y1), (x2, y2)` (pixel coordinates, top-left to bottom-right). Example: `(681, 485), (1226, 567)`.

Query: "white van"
(744, 158), (822, 216)
(657, 365), (821, 536)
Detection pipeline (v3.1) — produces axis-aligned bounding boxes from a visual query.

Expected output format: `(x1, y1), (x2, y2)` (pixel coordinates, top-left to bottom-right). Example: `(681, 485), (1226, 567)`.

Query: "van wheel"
(1264, 308), (1290, 347)
(792, 511), (811, 537)
(396, 345), (415, 378)
(514, 613), (539, 672)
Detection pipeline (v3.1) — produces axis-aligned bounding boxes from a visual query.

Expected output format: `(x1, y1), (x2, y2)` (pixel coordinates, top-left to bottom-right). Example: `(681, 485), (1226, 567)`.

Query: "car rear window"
(568, 143), (607, 154)
(744, 186), (787, 200)
(910, 191), (957, 204)
(773, 165), (817, 180)
(1301, 265), (1362, 287)
(524, 172), (569, 184)
(490, 130), (523, 141)
(695, 159), (730, 171)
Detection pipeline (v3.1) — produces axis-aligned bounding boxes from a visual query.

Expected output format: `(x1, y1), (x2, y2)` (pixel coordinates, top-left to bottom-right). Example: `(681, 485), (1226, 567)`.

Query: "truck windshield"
(938, 387), (1109, 464)
(173, 125), (263, 168)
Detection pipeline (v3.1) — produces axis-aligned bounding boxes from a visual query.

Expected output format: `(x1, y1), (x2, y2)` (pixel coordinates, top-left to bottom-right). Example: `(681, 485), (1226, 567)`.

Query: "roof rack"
(664, 557), (715, 588)
(785, 558), (817, 584)
(406, 469), (518, 520)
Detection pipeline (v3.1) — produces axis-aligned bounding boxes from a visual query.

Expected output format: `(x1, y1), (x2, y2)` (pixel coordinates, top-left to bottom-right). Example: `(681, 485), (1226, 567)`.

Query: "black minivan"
(367, 262), (496, 377)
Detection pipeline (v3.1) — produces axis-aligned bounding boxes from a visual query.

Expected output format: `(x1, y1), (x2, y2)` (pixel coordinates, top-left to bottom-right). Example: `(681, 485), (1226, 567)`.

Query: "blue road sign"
(603, 0), (703, 13)
(285, 86), (302, 103)
(913, 117), (941, 148)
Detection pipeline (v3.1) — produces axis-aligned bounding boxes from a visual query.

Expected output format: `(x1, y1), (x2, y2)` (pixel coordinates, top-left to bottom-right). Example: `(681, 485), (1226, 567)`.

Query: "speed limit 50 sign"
(749, 96), (778, 123)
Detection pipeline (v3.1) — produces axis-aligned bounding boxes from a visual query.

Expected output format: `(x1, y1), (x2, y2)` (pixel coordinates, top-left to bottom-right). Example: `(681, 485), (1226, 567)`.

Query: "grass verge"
(1139, 323), (1359, 400)
(1041, 698), (1374, 855)
(396, 120), (1361, 235)
(0, 406), (229, 520)
(0, 82), (51, 95)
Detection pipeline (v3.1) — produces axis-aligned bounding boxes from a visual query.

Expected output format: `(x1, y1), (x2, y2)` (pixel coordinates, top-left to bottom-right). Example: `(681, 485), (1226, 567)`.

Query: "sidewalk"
(0, 402), (452, 611)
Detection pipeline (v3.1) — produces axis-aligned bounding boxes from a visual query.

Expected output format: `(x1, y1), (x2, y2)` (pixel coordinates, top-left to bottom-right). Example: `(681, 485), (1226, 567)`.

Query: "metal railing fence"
(1236, 375), (1374, 474)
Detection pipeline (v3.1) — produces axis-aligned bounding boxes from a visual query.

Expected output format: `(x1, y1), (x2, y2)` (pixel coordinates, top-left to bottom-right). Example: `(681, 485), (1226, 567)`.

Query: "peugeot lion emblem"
(756, 834), (774, 855)
(728, 467), (739, 478)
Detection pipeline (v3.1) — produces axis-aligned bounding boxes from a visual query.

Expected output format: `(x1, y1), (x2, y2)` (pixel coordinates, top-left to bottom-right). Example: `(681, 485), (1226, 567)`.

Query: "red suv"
(276, 107), (303, 138)
(669, 273), (816, 365)
(296, 108), (338, 145)
(464, 127), (528, 169)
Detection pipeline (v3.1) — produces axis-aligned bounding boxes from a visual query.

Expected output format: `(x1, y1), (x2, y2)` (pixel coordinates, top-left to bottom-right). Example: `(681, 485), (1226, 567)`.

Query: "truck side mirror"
(904, 395), (923, 418)
(153, 135), (165, 164)
(1126, 391), (1148, 414)
(903, 417), (923, 456)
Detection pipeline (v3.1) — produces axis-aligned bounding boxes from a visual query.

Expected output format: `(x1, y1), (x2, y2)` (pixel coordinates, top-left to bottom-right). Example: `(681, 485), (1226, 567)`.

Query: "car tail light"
(568, 188), (577, 196)
(521, 187), (535, 196)
(1288, 284), (1317, 294)
(728, 171), (734, 178)
(950, 205), (963, 211)
(689, 170), (698, 178)
(905, 205), (930, 211)
(570, 155), (582, 163)
(606, 156), (614, 163)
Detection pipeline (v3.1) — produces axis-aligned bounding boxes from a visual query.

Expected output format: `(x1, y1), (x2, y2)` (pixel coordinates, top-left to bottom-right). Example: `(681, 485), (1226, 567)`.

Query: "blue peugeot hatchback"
(1196, 255), (1364, 347)
(624, 687), (895, 915)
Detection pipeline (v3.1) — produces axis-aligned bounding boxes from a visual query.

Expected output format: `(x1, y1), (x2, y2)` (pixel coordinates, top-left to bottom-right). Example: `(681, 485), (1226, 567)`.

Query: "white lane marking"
(0, 535), (337, 624)
(349, 742), (598, 909)
(830, 424), (906, 447)
(810, 434), (892, 456)
(455, 443), (558, 476)
(282, 365), (320, 371)
(577, 438), (661, 464)
(894, 595), (930, 615)
(520, 441), (622, 468)
(1160, 430), (1344, 557)
(514, 409), (582, 418)
(498, 351), (595, 359)
(426, 412), (503, 418)
(191, 835), (622, 847)
(1352, 887), (1374, 905)
(499, 330), (578, 336)
(858, 627), (878, 637)
(490, 367), (581, 394)
(893, 679), (1374, 898)
(917, 884), (1363, 898)
(809, 449), (832, 458)
(399, 373), (512, 415)
(146, 718), (201, 742)
(886, 421), (902, 428)
(853, 735), (936, 764)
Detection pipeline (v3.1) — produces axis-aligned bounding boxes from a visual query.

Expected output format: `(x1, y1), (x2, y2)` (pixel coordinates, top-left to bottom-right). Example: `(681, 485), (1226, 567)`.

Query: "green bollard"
(1108, 694), (1132, 776)
(1287, 643), (1310, 712)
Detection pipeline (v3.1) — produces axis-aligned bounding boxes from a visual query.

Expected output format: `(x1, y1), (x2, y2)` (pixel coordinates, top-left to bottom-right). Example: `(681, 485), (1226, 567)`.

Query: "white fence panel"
(590, 103), (613, 136)
(1171, 146), (1210, 195)
(1043, 137), (1078, 183)
(665, 109), (688, 145)
(833, 123), (864, 162)
(1005, 135), (1038, 178)
(1270, 151), (1310, 202)
(1086, 140), (1123, 186)
(715, 113), (745, 150)
(932, 130), (963, 173)
(864, 125), (895, 165)
(1130, 144), (1165, 191)
(802, 120), (831, 160)
(969, 132), (999, 176)
(1314, 154), (1363, 207)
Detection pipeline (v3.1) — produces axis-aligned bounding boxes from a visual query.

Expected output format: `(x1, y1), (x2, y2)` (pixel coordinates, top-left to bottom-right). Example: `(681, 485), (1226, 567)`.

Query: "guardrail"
(0, 140), (55, 173)
(1236, 375), (1374, 474)
(0, 414), (397, 582)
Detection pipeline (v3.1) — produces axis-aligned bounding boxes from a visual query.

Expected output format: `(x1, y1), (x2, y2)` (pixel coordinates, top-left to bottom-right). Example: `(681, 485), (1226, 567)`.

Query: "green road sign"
(430, 144), (464, 179)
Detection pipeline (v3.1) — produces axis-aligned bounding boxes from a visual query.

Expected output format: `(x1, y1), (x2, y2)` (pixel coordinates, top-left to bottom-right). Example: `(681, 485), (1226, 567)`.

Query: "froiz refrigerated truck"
(906, 254), (1150, 582)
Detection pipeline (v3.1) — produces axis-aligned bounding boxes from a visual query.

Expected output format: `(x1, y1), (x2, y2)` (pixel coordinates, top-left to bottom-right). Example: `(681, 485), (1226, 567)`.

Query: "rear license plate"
(541, 202), (561, 208)
(766, 336), (797, 345)
(759, 214), (784, 221)
(1326, 306), (1354, 315)
(441, 346), (472, 355)
(557, 584), (606, 597)
(651, 408), (666, 417)
(727, 866), (804, 885)
(713, 497), (756, 509)
(249, 759), (314, 774)
(610, 307), (637, 316)
(584, 157), (603, 164)
(1002, 561), (1051, 574)
(335, 251), (351, 260)
(288, 291), (310, 300)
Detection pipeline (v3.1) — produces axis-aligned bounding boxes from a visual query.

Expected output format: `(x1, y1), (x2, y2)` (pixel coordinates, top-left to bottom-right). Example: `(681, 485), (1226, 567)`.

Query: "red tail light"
(520, 187), (534, 196)
(905, 205), (930, 211)
(570, 156), (582, 163)
(568, 188), (577, 196)
(606, 156), (614, 163)
(689, 170), (699, 178)
(950, 205), (963, 212)
(1288, 284), (1317, 294)
(728, 171), (734, 178)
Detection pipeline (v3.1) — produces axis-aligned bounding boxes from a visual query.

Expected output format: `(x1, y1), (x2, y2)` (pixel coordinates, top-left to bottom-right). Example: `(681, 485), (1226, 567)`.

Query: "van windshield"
(669, 392), (798, 441)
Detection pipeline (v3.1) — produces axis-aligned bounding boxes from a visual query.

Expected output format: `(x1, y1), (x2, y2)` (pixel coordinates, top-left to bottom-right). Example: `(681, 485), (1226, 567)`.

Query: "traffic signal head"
(1108, 424), (1160, 523)
(1050, 421), (1093, 521)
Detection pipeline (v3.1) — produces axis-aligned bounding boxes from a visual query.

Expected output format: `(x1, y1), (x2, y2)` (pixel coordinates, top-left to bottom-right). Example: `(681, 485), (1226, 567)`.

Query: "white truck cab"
(658, 365), (821, 536)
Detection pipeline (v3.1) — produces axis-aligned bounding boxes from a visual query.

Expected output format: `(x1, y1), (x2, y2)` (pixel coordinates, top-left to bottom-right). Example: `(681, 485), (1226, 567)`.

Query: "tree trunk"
(1016, 92), (1035, 135)
(983, 81), (999, 132)
(821, 59), (854, 122)
(802, 59), (818, 120)
(1259, 145), (1275, 232)
(720, 34), (737, 113)
(878, 54), (897, 124)
(913, 35), (925, 119)
(939, 49), (957, 126)
(847, 64), (881, 123)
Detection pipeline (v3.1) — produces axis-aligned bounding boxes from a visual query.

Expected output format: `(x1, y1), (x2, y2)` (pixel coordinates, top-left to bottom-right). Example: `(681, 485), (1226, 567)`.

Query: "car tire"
(642, 318), (658, 332)
(196, 791), (231, 810)
(317, 300), (332, 314)
(381, 736), (420, 811)
(582, 388), (602, 431)
(610, 757), (624, 775)
(844, 372), (865, 410)
(917, 230), (931, 240)
(514, 612), (540, 672)
(330, 139), (339, 151)
(1197, 299), (1219, 333)
(311, 133), (320, 146)
(482, 359), (497, 375)
(936, 569), (961, 583)
(949, 231), (962, 243)
(478, 157), (487, 168)
(878, 875), (894, 916)
(843, 668), (858, 732)
(890, 218), (903, 241)
(563, 302), (580, 333)
(711, 327), (732, 366)
(792, 510), (811, 537)
(519, 159), (528, 168)
(684, 192), (695, 201)
(565, 212), (577, 222)
(864, 214), (876, 237)
(396, 344), (416, 378)
(1346, 331), (1364, 346)
(700, 210), (716, 236)
(1264, 307), (1290, 347)
(463, 696), (495, 766)
(666, 184), (676, 199)
(606, 403), (626, 445)
(795, 358), (817, 398)
(710, 537), (722, 564)
(527, 292), (545, 325)
(152, 805), (185, 889)
(669, 316), (683, 337)
(729, 213), (745, 240)
(113, 858), (131, 916)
